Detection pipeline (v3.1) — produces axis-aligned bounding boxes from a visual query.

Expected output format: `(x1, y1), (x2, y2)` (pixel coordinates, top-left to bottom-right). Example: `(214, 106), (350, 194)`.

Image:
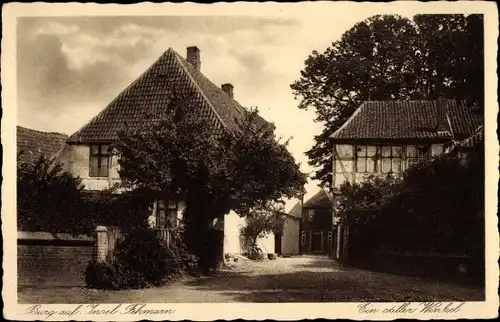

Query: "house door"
(274, 234), (282, 255)
(311, 231), (323, 253)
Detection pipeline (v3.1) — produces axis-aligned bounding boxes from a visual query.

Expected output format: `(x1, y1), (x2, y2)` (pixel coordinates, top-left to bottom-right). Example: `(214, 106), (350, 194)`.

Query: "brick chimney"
(186, 46), (200, 71)
(221, 83), (234, 99)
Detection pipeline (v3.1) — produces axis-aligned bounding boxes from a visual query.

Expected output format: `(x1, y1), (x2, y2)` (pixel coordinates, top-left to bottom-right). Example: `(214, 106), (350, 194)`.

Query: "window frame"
(89, 144), (110, 178)
(156, 199), (179, 229)
(307, 209), (314, 222)
(355, 145), (377, 173)
(379, 145), (403, 174)
(405, 144), (430, 169)
(327, 231), (333, 247)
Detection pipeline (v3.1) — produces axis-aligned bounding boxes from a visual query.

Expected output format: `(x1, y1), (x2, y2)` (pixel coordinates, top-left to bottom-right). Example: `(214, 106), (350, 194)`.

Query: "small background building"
(299, 190), (334, 255)
(223, 209), (301, 258)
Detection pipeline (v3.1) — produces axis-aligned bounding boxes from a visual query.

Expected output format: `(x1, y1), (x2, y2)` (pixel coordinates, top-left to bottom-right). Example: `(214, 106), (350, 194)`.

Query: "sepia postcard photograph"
(2, 1), (499, 320)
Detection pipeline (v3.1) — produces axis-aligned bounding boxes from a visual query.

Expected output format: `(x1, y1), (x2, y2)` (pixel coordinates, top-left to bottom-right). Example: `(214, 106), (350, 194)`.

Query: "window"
(307, 210), (314, 221)
(156, 200), (178, 229)
(301, 231), (306, 246)
(379, 146), (403, 174)
(406, 145), (430, 169)
(89, 144), (110, 177)
(356, 145), (376, 173)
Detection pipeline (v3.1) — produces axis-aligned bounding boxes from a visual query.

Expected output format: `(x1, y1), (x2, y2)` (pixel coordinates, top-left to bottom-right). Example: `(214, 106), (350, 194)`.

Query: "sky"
(16, 12), (406, 211)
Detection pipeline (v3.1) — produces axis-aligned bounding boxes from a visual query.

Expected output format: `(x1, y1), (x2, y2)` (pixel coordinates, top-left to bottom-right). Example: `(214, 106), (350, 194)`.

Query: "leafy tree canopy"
(113, 96), (306, 268)
(114, 103), (306, 219)
(291, 14), (484, 186)
(17, 155), (92, 234)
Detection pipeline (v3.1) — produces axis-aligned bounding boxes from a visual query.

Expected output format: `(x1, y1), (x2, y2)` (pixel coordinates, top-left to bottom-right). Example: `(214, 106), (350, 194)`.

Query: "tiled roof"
(303, 189), (333, 209)
(17, 126), (68, 164)
(68, 48), (269, 143)
(448, 125), (484, 152)
(331, 100), (483, 141)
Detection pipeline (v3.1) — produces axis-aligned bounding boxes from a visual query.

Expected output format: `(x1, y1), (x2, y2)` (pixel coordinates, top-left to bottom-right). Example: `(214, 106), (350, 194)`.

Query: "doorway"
(274, 233), (282, 255)
(311, 231), (323, 253)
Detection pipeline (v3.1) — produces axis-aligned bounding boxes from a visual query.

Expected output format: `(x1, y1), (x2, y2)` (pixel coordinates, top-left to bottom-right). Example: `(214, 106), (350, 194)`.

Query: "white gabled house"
(55, 45), (274, 254)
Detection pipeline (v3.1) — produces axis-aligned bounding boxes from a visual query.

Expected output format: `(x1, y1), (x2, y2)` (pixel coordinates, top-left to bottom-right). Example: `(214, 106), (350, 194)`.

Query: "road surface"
(18, 255), (484, 303)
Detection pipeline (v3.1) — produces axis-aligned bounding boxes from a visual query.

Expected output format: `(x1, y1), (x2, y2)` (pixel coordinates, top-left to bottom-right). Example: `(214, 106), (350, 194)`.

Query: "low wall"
(18, 231), (95, 288)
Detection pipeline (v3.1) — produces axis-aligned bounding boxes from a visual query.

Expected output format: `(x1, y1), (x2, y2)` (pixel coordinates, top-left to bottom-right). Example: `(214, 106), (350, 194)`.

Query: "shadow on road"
(289, 258), (346, 270)
(183, 267), (484, 302)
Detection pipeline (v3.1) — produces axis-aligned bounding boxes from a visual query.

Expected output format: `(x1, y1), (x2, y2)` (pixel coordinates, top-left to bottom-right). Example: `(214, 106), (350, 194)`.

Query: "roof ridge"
(169, 49), (229, 131)
(331, 102), (366, 138)
(17, 125), (68, 137)
(68, 49), (176, 143)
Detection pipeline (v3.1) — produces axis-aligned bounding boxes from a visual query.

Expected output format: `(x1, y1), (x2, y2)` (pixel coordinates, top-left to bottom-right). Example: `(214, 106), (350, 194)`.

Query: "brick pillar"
(95, 226), (108, 263)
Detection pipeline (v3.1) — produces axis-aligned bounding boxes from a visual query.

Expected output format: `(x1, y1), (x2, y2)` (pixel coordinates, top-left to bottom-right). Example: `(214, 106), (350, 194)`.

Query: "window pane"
(335, 160), (353, 173)
(167, 209), (177, 228)
(356, 145), (367, 156)
(381, 158), (392, 173)
(407, 158), (418, 168)
(406, 146), (416, 157)
(90, 156), (99, 176)
(366, 158), (375, 173)
(392, 146), (402, 157)
(366, 145), (377, 157)
(357, 157), (367, 172)
(392, 158), (402, 173)
(381, 146), (392, 157)
(100, 156), (109, 177)
(90, 145), (100, 155)
(158, 209), (166, 228)
(335, 145), (354, 158)
(101, 145), (110, 155)
(417, 145), (429, 157)
(167, 200), (177, 209)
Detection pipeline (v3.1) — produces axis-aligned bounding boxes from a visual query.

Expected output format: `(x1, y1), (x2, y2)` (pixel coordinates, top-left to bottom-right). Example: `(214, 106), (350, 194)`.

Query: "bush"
(85, 260), (115, 290)
(112, 229), (171, 286)
(85, 228), (201, 290)
(339, 151), (484, 260)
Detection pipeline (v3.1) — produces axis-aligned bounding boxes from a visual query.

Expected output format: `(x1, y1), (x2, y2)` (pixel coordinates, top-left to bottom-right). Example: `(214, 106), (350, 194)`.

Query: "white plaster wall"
(282, 217), (300, 255)
(223, 211), (245, 254)
(256, 232), (275, 256)
(431, 144), (444, 157)
(57, 144), (120, 191)
(223, 211), (276, 256)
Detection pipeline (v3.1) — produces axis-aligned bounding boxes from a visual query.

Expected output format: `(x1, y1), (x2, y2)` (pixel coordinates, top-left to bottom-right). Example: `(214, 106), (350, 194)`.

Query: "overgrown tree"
(291, 14), (484, 186)
(114, 96), (306, 271)
(17, 155), (92, 234)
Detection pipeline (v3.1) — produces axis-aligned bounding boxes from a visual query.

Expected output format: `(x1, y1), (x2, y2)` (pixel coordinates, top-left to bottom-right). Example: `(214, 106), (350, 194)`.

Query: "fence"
(155, 228), (173, 246)
(95, 226), (173, 263)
